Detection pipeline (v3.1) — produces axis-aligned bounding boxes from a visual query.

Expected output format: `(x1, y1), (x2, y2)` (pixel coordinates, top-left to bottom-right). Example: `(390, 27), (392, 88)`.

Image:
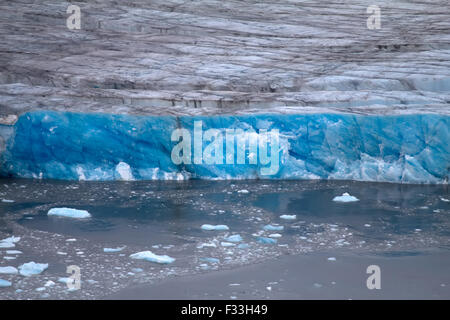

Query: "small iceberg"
(48, 208), (91, 218)
(0, 236), (20, 249)
(237, 189), (250, 194)
(269, 233), (282, 238)
(103, 247), (125, 253)
(220, 241), (236, 247)
(200, 257), (220, 264)
(6, 250), (22, 255)
(18, 262), (48, 276)
(237, 243), (250, 249)
(129, 251), (175, 264)
(332, 193), (359, 202)
(257, 237), (277, 244)
(201, 224), (229, 231)
(1, 199), (14, 203)
(0, 279), (12, 287)
(224, 234), (243, 242)
(0, 266), (18, 275)
(280, 214), (296, 220)
(263, 224), (284, 231)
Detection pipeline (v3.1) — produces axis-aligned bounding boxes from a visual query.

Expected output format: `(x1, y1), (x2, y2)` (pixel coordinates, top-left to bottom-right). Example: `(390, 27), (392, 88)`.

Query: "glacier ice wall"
(0, 110), (448, 183)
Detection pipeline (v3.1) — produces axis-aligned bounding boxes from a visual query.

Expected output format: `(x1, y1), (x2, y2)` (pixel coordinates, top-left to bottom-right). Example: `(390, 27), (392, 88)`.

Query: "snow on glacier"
(0, 111), (448, 183)
(129, 251), (175, 264)
(48, 207), (91, 219)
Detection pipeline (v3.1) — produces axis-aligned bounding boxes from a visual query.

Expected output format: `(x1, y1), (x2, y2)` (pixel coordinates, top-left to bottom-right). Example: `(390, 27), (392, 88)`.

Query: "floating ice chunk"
(201, 224), (229, 231)
(66, 238), (77, 242)
(103, 247), (125, 253)
(116, 162), (134, 181)
(263, 224), (284, 231)
(280, 214), (296, 220)
(0, 279), (12, 287)
(0, 266), (18, 274)
(328, 257), (336, 261)
(6, 250), (22, 254)
(441, 197), (449, 202)
(18, 262), (48, 276)
(1, 199), (14, 203)
(48, 208), (91, 219)
(131, 268), (143, 273)
(200, 257), (220, 264)
(237, 243), (249, 249)
(332, 193), (359, 202)
(3, 257), (16, 260)
(364, 224), (371, 227)
(237, 189), (250, 194)
(220, 241), (236, 247)
(58, 277), (73, 284)
(257, 237), (277, 244)
(197, 242), (217, 249)
(224, 234), (242, 242)
(129, 251), (175, 264)
(35, 287), (46, 292)
(44, 280), (55, 287)
(269, 233), (282, 238)
(0, 236), (20, 248)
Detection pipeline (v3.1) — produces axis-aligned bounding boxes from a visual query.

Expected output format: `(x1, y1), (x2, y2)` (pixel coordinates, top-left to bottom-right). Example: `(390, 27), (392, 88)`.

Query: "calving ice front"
(171, 120), (281, 175)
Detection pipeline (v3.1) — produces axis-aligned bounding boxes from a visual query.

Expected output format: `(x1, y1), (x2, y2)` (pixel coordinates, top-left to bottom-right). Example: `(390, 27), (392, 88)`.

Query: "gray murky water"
(0, 178), (449, 299)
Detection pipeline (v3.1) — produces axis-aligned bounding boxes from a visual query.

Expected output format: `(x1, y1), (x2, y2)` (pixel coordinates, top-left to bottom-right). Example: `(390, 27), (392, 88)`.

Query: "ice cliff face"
(0, 1), (449, 183)
(0, 110), (448, 183)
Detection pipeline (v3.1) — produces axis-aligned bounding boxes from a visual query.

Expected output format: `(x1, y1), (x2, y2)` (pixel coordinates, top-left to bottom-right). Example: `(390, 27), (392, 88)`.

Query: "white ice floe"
(220, 242), (236, 247)
(263, 224), (284, 231)
(0, 279), (12, 287)
(197, 242), (217, 249)
(0, 236), (20, 248)
(48, 208), (91, 219)
(58, 277), (73, 284)
(129, 251), (175, 264)
(200, 257), (220, 264)
(3, 257), (16, 260)
(201, 224), (229, 231)
(103, 247), (125, 253)
(224, 234), (242, 242)
(1, 199), (14, 203)
(332, 193), (359, 202)
(44, 280), (55, 287)
(0, 266), (18, 274)
(6, 250), (22, 255)
(328, 257), (336, 261)
(66, 238), (77, 242)
(237, 189), (250, 194)
(440, 197), (449, 202)
(18, 262), (48, 276)
(269, 233), (282, 238)
(257, 237), (277, 244)
(280, 214), (296, 220)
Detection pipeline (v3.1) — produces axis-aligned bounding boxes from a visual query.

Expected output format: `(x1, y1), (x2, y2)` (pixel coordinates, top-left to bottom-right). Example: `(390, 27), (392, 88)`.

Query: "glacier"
(0, 110), (448, 183)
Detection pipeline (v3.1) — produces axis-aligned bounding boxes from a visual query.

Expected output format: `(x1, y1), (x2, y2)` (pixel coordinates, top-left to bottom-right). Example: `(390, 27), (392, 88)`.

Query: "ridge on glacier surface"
(0, 0), (449, 183)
